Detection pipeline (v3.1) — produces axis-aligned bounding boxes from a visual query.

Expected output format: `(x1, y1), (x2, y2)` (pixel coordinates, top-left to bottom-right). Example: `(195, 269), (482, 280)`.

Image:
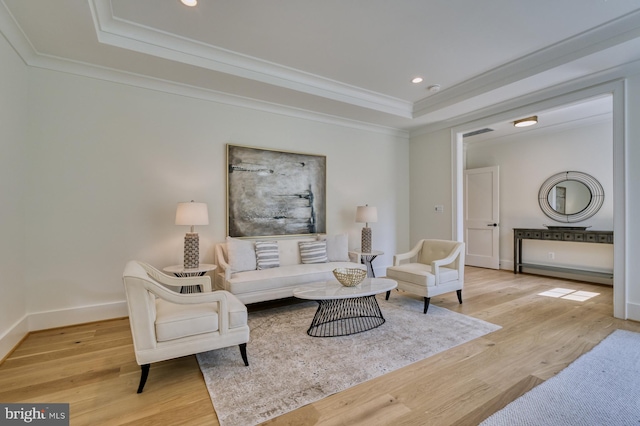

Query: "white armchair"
(386, 239), (465, 313)
(122, 261), (250, 393)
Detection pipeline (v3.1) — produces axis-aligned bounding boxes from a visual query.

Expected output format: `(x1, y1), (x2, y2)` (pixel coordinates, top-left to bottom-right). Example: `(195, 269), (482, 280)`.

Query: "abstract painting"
(227, 145), (326, 237)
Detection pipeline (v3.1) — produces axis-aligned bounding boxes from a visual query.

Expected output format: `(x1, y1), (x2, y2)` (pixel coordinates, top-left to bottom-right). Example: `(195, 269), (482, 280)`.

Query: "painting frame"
(226, 144), (327, 238)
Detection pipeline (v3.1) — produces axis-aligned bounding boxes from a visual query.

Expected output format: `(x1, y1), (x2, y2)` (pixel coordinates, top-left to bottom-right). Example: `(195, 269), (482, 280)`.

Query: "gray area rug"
(197, 293), (501, 426)
(481, 329), (640, 425)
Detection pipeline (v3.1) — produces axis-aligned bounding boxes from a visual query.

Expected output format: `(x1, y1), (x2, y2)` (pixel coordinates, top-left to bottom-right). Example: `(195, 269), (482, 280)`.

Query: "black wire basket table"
(293, 278), (397, 337)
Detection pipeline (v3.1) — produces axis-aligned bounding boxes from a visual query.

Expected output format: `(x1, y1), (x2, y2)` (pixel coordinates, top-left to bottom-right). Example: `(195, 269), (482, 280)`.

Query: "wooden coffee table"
(293, 278), (397, 337)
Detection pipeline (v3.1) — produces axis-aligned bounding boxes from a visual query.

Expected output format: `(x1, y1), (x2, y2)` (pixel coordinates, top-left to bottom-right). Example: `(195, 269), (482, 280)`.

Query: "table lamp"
(356, 205), (377, 253)
(175, 200), (209, 268)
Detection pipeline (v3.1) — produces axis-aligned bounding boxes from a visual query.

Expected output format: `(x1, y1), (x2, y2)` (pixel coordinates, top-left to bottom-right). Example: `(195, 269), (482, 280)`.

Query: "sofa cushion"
(255, 241), (280, 269)
(154, 294), (248, 342)
(278, 237), (316, 266)
(155, 300), (219, 342)
(299, 240), (328, 264)
(321, 233), (350, 261)
(226, 237), (256, 272)
(386, 263), (458, 287)
(227, 262), (365, 295)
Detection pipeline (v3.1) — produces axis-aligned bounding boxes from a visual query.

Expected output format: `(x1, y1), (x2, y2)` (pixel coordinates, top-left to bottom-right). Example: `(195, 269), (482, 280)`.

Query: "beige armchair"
(122, 261), (250, 393)
(386, 239), (465, 313)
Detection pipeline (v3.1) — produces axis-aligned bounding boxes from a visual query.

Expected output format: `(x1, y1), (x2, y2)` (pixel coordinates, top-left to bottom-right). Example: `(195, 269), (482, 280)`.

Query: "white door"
(464, 166), (500, 269)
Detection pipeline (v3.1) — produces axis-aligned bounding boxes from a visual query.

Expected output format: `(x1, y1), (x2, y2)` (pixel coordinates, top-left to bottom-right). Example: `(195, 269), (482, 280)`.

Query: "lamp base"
(361, 227), (372, 253)
(184, 232), (199, 269)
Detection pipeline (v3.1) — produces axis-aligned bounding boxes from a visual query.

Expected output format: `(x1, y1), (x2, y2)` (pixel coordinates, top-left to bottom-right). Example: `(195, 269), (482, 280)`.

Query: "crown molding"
(88, 0), (413, 118)
(410, 58), (640, 138)
(0, 2), (408, 139)
(0, 0), (37, 65)
(36, 53), (410, 138)
(413, 9), (640, 119)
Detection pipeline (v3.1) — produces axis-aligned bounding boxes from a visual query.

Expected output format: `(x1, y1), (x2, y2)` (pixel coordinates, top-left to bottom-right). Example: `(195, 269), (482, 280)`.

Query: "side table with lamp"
(162, 264), (217, 293)
(354, 204), (382, 277)
(171, 200), (211, 293)
(349, 249), (384, 278)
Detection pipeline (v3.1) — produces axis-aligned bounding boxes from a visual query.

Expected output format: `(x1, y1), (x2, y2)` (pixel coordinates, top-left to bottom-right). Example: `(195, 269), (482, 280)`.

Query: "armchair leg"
(423, 297), (431, 314)
(239, 343), (249, 366)
(137, 364), (150, 394)
(456, 289), (463, 304)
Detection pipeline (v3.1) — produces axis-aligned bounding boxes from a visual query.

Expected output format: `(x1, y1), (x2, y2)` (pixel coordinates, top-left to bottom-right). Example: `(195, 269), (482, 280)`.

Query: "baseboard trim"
(0, 315), (29, 363)
(0, 301), (128, 361)
(626, 301), (640, 322)
(27, 301), (129, 331)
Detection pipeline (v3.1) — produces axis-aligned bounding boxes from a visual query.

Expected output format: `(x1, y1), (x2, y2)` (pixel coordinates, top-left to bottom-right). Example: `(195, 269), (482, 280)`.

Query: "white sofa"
(213, 235), (366, 304)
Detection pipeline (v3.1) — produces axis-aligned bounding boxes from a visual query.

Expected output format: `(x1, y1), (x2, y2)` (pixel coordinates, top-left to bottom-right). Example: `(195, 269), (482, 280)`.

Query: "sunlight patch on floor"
(538, 288), (600, 301)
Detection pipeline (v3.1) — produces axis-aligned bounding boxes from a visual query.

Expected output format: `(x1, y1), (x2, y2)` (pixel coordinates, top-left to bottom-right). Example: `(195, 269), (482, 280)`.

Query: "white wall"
(0, 33), (29, 358)
(19, 68), (409, 330)
(465, 119), (614, 272)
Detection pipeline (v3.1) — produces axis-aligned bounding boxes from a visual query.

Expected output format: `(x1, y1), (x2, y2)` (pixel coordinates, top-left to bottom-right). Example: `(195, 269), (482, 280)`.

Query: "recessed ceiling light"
(513, 115), (538, 127)
(180, 0), (197, 6)
(427, 84), (441, 93)
(411, 77), (423, 84)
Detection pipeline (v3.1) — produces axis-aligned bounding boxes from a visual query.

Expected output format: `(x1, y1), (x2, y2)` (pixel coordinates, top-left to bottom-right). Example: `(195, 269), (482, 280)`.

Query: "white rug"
(481, 329), (640, 425)
(197, 294), (501, 426)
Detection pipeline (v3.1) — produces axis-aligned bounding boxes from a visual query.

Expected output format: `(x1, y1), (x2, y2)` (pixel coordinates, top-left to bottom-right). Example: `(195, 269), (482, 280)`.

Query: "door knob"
(487, 223), (498, 227)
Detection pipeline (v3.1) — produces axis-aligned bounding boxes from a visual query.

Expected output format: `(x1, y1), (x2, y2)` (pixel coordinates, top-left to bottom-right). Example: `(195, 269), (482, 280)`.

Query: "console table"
(513, 228), (613, 284)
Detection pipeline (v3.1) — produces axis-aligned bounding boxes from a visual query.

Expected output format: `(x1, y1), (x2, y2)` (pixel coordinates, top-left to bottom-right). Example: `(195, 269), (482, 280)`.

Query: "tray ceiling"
(2, 0), (639, 131)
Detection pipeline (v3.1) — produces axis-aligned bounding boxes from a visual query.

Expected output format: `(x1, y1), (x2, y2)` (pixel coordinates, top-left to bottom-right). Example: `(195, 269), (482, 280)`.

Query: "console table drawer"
(515, 230), (542, 238)
(563, 232), (589, 241)
(583, 233), (614, 243)
(542, 232), (562, 240)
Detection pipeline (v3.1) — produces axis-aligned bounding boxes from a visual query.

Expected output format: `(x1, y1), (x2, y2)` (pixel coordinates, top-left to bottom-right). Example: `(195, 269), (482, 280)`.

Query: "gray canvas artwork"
(227, 145), (326, 237)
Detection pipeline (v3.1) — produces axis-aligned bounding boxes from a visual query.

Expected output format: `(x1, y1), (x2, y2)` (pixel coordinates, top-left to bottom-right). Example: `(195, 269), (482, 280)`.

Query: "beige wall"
(0, 33), (29, 356)
(409, 75), (640, 321)
(408, 128), (454, 245)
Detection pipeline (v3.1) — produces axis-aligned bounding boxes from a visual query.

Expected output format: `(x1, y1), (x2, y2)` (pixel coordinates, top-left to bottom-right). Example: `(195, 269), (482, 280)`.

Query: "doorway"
(452, 81), (626, 319)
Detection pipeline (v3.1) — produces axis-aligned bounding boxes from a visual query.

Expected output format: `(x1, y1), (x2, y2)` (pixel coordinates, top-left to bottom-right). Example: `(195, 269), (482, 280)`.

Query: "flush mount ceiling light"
(513, 115), (538, 127)
(411, 77), (423, 84)
(180, 0), (197, 6)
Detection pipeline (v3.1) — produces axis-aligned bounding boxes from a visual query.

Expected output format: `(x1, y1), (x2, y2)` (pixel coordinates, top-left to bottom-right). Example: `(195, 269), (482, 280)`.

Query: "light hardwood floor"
(2, 267), (639, 425)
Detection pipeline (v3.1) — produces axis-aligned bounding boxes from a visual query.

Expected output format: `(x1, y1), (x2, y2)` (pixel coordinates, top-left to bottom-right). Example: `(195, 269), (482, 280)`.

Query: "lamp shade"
(356, 205), (377, 224)
(175, 201), (209, 226)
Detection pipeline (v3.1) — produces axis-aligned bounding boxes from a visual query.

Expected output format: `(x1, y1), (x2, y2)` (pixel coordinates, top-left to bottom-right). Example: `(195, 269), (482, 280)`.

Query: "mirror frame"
(538, 171), (604, 223)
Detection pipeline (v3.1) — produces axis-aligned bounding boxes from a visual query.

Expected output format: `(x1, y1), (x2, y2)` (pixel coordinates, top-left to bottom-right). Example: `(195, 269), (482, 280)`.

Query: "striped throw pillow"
(255, 241), (280, 270)
(299, 241), (328, 264)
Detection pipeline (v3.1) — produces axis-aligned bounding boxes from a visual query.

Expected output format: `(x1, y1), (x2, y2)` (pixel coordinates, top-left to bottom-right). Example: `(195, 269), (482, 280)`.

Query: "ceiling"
(1, 0), (639, 133)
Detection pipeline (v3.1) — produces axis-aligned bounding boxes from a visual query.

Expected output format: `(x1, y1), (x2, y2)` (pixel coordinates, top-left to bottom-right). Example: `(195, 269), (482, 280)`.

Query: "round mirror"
(538, 171), (604, 223)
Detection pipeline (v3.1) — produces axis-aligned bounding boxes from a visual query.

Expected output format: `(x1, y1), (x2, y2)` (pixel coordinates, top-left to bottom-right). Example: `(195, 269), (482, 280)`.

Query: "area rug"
(196, 294), (501, 426)
(481, 329), (640, 425)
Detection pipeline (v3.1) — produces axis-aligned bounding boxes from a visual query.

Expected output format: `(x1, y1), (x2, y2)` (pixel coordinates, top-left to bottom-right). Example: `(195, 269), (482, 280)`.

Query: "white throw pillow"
(299, 240), (328, 264)
(255, 241), (280, 269)
(322, 234), (350, 262)
(226, 237), (256, 272)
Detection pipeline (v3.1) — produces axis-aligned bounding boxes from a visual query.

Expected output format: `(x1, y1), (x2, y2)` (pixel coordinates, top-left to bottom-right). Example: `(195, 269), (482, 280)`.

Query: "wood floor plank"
(2, 268), (639, 425)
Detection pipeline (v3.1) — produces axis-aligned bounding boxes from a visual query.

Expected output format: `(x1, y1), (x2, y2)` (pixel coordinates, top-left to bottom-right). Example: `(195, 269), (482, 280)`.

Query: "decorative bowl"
(333, 268), (367, 287)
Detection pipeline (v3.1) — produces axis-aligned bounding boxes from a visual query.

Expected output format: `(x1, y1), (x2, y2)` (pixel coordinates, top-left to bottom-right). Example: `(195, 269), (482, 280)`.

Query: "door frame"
(450, 80), (626, 319)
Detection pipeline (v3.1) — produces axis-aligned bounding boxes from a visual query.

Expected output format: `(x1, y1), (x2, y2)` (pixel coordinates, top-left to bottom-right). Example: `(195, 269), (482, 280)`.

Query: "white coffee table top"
(293, 278), (397, 300)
